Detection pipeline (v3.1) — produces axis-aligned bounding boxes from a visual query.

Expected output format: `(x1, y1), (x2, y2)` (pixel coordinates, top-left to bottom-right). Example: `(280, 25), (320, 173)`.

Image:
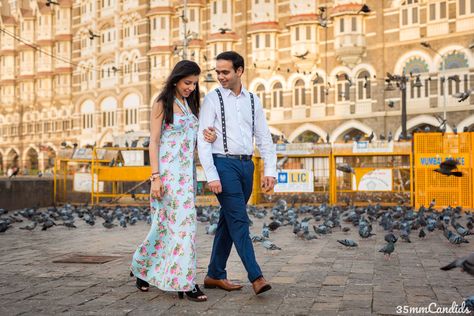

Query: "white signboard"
(352, 141), (394, 153)
(356, 169), (392, 191)
(196, 165), (207, 182)
(274, 169), (314, 193)
(121, 150), (144, 166)
(73, 172), (104, 192)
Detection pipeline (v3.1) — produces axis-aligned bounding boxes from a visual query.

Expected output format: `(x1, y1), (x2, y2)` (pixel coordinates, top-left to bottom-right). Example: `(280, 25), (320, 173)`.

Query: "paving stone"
(0, 213), (472, 315)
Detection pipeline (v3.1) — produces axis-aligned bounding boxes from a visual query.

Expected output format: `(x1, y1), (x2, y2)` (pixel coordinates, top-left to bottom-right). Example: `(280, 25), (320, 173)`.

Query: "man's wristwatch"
(149, 173), (160, 182)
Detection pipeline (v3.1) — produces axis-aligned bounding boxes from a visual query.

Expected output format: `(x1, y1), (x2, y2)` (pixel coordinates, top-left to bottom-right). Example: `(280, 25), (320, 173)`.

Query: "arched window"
(357, 71), (371, 100)
(81, 100), (95, 130)
(403, 56), (429, 99)
(294, 79), (306, 106)
(124, 93), (140, 129)
(312, 76), (325, 105)
(101, 97), (117, 128)
(255, 84), (267, 109)
(336, 73), (350, 102)
(271, 82), (283, 108)
(440, 51), (469, 98)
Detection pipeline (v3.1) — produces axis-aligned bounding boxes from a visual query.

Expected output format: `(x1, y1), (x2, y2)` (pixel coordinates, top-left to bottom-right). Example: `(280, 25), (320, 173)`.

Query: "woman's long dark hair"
(156, 60), (201, 124)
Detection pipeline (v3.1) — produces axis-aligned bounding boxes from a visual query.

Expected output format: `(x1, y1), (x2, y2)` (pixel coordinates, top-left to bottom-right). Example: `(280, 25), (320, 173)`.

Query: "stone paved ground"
(1, 210), (474, 316)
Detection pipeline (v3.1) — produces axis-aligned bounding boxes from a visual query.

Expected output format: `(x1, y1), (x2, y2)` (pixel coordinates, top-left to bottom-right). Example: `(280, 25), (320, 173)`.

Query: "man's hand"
(261, 176), (276, 192)
(208, 180), (222, 194)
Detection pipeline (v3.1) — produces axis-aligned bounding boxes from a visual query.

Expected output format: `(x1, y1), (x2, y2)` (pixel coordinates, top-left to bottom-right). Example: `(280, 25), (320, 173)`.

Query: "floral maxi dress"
(130, 98), (198, 291)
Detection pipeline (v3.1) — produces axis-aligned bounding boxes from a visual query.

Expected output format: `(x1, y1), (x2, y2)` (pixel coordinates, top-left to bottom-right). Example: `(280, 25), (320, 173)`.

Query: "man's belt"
(213, 153), (253, 161)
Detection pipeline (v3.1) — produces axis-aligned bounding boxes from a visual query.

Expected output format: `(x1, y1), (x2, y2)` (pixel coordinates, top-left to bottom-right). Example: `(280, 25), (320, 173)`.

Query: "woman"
(130, 60), (214, 302)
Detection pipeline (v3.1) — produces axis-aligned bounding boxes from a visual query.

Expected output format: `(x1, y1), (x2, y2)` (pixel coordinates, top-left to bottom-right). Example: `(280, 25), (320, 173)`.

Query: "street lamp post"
(386, 72), (411, 140)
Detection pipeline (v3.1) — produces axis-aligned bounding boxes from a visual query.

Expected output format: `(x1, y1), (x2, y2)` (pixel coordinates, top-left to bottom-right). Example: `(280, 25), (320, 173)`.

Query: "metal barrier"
(91, 147), (151, 205)
(253, 144), (331, 205)
(54, 157), (95, 205)
(413, 132), (472, 209)
(330, 141), (413, 206)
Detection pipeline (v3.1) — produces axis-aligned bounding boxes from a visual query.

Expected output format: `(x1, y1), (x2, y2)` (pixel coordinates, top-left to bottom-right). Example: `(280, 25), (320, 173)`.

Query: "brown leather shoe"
(252, 277), (271, 295)
(203, 275), (243, 291)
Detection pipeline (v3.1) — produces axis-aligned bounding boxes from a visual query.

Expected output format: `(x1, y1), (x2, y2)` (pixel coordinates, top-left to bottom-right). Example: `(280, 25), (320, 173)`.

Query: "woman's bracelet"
(149, 174), (160, 182)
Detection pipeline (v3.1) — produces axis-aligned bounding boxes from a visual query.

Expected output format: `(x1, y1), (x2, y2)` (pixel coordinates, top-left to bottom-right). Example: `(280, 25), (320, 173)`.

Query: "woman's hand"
(203, 127), (217, 143)
(150, 177), (164, 200)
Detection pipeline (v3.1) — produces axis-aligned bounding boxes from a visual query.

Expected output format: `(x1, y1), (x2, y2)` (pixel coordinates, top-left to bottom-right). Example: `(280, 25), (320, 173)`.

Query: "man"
(197, 51), (276, 295)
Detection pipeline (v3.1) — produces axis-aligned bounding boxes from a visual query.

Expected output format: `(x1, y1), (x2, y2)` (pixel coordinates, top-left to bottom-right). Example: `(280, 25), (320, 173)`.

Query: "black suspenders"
(215, 88), (255, 155)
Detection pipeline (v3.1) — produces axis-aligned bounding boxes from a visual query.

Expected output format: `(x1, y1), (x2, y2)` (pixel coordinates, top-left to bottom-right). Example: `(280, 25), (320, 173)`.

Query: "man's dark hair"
(216, 51), (245, 73)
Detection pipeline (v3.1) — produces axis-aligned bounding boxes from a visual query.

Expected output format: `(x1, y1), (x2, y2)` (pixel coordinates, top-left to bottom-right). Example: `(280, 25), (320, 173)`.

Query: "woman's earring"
(173, 83), (176, 86)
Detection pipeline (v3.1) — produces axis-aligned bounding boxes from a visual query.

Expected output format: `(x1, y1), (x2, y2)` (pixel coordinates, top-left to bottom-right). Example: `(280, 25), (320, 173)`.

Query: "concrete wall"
(0, 177), (54, 211)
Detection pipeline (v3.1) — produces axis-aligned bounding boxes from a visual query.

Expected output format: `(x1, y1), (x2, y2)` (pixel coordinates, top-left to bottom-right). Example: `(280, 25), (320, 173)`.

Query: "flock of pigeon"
(0, 198), (473, 310)
(243, 199), (474, 310)
(0, 204), (152, 233)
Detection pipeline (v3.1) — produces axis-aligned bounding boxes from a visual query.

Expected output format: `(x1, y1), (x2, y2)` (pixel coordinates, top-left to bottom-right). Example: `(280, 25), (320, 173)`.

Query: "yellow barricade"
(413, 132), (472, 209)
(253, 144), (331, 205)
(91, 147), (151, 205)
(330, 141), (413, 206)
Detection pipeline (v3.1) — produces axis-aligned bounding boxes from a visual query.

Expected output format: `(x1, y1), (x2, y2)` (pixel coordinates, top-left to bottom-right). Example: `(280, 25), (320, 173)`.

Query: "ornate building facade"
(0, 0), (473, 172)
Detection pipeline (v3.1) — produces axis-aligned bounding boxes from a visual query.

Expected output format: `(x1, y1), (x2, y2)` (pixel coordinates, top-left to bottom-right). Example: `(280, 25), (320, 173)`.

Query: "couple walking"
(129, 51), (277, 302)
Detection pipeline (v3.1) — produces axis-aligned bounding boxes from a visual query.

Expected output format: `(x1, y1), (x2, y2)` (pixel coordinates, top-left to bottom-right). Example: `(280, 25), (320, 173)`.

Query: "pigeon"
(262, 223), (270, 238)
(268, 221), (281, 231)
(61, 221), (77, 228)
(251, 234), (266, 242)
(464, 296), (474, 311)
(261, 240), (282, 251)
(336, 163), (355, 174)
(20, 222), (37, 231)
(440, 252), (474, 276)
(384, 233), (398, 243)
(206, 223), (217, 235)
(434, 159), (463, 177)
(102, 221), (116, 229)
(379, 241), (395, 260)
(337, 239), (358, 247)
(418, 228), (426, 239)
(0, 221), (12, 233)
(41, 220), (56, 231)
(445, 228), (469, 244)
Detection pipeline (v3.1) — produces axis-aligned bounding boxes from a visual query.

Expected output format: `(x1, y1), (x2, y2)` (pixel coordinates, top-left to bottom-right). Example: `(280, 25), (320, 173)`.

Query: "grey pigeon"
(337, 239), (358, 247)
(20, 222), (37, 231)
(102, 221), (116, 229)
(262, 240), (282, 251)
(384, 233), (398, 243)
(464, 296), (474, 311)
(336, 163), (355, 174)
(379, 241), (395, 260)
(440, 252), (474, 276)
(251, 234), (266, 242)
(206, 223), (217, 235)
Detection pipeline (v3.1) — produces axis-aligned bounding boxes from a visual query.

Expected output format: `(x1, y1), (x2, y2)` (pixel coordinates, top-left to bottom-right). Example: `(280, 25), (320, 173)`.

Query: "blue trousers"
(207, 157), (263, 282)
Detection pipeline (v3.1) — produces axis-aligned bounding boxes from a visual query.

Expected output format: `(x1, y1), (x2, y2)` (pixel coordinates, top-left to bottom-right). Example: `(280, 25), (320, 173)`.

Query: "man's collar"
(221, 85), (247, 97)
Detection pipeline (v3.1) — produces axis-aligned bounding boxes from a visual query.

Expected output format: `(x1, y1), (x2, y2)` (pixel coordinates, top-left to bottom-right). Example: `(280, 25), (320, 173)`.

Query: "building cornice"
(207, 32), (239, 42)
(55, 34), (73, 41)
(286, 14), (318, 27)
(146, 7), (174, 16)
(55, 67), (73, 74)
(247, 22), (279, 34)
(148, 46), (173, 54)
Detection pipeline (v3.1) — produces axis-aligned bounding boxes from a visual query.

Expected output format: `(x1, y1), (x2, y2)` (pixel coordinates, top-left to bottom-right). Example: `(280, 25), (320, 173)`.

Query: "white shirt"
(197, 86), (277, 182)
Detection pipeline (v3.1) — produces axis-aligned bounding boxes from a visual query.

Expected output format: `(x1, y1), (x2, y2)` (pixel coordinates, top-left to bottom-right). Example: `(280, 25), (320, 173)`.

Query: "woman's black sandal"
(130, 271), (149, 292)
(178, 284), (207, 302)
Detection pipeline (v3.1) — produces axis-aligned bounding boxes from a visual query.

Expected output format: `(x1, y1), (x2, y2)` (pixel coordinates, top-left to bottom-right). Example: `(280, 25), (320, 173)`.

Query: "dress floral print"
(131, 99), (198, 292)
